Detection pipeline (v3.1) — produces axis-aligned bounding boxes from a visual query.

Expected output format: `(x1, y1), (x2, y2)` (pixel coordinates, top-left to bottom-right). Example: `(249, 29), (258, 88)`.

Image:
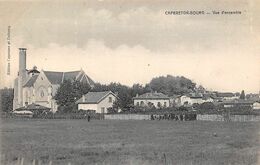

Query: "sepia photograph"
(0, 0), (260, 164)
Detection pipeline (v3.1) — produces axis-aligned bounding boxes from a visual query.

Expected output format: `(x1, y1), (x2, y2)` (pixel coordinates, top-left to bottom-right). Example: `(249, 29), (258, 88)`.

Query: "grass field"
(0, 119), (260, 165)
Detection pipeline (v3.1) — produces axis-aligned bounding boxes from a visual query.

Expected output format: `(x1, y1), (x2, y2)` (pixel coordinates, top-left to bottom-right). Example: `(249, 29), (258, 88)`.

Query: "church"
(13, 48), (95, 112)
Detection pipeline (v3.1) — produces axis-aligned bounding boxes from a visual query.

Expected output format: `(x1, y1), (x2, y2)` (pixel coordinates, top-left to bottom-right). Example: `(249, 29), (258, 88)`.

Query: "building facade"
(76, 91), (118, 113)
(13, 48), (95, 112)
(133, 92), (170, 108)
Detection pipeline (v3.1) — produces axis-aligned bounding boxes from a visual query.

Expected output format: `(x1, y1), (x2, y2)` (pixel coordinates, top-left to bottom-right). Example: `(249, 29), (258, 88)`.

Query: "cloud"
(1, 1), (259, 93)
(2, 37), (259, 93)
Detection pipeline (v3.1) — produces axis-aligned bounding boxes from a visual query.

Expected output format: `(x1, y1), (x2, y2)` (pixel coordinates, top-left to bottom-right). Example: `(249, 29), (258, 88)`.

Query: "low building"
(133, 92), (170, 108)
(76, 91), (118, 113)
(253, 102), (260, 110)
(216, 92), (239, 101)
(175, 93), (205, 106)
(221, 99), (254, 108)
(14, 103), (51, 115)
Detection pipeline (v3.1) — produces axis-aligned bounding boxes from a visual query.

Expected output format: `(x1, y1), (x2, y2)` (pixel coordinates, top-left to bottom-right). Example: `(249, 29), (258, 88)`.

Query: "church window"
(40, 91), (44, 97)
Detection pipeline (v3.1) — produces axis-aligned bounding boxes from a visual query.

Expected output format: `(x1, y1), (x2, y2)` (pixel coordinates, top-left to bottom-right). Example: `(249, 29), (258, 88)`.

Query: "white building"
(175, 94), (214, 106)
(13, 48), (95, 112)
(76, 91), (118, 113)
(253, 102), (260, 110)
(133, 92), (170, 108)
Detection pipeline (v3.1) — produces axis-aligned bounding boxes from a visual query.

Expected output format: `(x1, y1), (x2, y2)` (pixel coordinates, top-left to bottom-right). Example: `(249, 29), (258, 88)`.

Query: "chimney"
(17, 48), (27, 108)
(19, 48), (27, 76)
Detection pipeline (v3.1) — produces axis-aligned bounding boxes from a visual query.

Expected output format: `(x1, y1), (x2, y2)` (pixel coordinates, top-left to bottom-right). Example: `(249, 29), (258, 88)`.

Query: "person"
(87, 115), (90, 122)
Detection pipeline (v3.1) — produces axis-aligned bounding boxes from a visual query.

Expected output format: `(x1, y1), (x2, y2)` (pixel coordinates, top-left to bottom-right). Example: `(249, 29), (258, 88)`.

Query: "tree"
(149, 75), (196, 96)
(0, 88), (14, 113)
(54, 80), (91, 113)
(91, 82), (133, 109)
(240, 90), (245, 100)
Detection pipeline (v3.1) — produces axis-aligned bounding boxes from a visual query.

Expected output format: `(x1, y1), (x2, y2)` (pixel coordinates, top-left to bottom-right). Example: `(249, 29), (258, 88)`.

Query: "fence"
(197, 114), (260, 122)
(105, 114), (151, 120)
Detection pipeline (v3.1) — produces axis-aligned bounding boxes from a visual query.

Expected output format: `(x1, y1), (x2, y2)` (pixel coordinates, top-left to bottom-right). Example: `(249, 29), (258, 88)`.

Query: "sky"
(0, 0), (259, 93)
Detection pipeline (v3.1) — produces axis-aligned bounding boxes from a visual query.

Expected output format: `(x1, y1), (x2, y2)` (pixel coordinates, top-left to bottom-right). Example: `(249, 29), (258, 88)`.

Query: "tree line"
(0, 75), (248, 113)
(55, 75), (198, 113)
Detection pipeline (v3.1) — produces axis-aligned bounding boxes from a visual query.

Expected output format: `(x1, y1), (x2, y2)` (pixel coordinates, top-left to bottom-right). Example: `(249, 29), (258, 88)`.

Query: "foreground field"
(1, 119), (260, 165)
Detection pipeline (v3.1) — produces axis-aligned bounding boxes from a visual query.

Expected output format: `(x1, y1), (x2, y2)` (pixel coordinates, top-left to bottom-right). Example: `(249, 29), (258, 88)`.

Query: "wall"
(105, 114), (150, 120)
(78, 103), (98, 112)
(197, 114), (260, 122)
(33, 72), (52, 108)
(97, 93), (117, 113)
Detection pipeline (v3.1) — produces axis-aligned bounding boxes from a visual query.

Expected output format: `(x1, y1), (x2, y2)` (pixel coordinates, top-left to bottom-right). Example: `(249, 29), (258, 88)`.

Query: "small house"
(76, 91), (118, 113)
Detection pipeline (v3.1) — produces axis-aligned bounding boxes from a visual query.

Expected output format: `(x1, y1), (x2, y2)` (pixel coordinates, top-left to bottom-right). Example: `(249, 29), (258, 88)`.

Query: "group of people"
(150, 113), (197, 121)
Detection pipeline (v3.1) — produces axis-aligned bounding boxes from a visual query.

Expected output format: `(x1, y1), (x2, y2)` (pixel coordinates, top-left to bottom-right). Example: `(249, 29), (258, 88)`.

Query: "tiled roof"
(43, 70), (95, 86)
(23, 75), (39, 87)
(63, 71), (81, 81)
(133, 92), (169, 99)
(76, 91), (114, 104)
(216, 92), (234, 97)
(43, 71), (64, 84)
(15, 103), (51, 111)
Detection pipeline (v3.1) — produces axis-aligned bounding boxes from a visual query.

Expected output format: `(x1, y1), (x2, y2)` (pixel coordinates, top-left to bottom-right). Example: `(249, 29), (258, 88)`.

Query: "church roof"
(23, 70), (94, 87)
(43, 70), (95, 86)
(43, 71), (64, 84)
(23, 75), (39, 87)
(76, 91), (116, 104)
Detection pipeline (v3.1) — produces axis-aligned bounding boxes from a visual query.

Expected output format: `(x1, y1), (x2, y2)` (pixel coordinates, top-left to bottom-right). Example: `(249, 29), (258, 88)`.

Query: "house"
(253, 102), (260, 110)
(222, 99), (254, 108)
(13, 48), (95, 112)
(216, 92), (239, 101)
(133, 92), (170, 108)
(76, 91), (118, 113)
(175, 93), (205, 106)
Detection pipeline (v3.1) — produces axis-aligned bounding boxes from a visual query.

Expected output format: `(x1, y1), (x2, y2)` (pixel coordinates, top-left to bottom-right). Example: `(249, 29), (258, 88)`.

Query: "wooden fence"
(197, 114), (260, 122)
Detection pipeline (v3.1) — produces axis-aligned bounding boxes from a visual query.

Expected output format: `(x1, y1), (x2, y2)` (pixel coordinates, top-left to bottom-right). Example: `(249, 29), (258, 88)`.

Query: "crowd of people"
(151, 113), (197, 121)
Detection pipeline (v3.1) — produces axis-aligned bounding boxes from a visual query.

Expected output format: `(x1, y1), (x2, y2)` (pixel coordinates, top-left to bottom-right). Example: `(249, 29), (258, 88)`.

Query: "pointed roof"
(42, 70), (95, 86)
(76, 91), (116, 104)
(23, 75), (39, 87)
(43, 71), (64, 84)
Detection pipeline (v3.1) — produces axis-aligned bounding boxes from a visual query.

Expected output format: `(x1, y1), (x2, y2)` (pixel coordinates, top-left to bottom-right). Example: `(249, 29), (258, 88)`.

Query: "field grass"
(0, 119), (260, 165)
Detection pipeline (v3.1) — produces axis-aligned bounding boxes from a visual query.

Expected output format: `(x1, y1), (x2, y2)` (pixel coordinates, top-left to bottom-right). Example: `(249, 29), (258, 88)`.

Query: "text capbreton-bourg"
(165, 10), (242, 15)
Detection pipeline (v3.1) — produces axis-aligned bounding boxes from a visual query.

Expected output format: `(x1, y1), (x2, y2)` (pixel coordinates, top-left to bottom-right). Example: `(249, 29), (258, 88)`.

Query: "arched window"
(40, 91), (44, 97)
(140, 101), (144, 106)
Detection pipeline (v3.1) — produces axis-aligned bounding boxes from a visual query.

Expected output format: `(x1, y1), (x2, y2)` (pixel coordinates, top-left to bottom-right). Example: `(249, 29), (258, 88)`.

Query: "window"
(164, 102), (167, 107)
(157, 102), (161, 108)
(40, 91), (44, 97)
(136, 102), (140, 106)
(140, 101), (144, 106)
(108, 97), (112, 103)
(101, 107), (105, 113)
